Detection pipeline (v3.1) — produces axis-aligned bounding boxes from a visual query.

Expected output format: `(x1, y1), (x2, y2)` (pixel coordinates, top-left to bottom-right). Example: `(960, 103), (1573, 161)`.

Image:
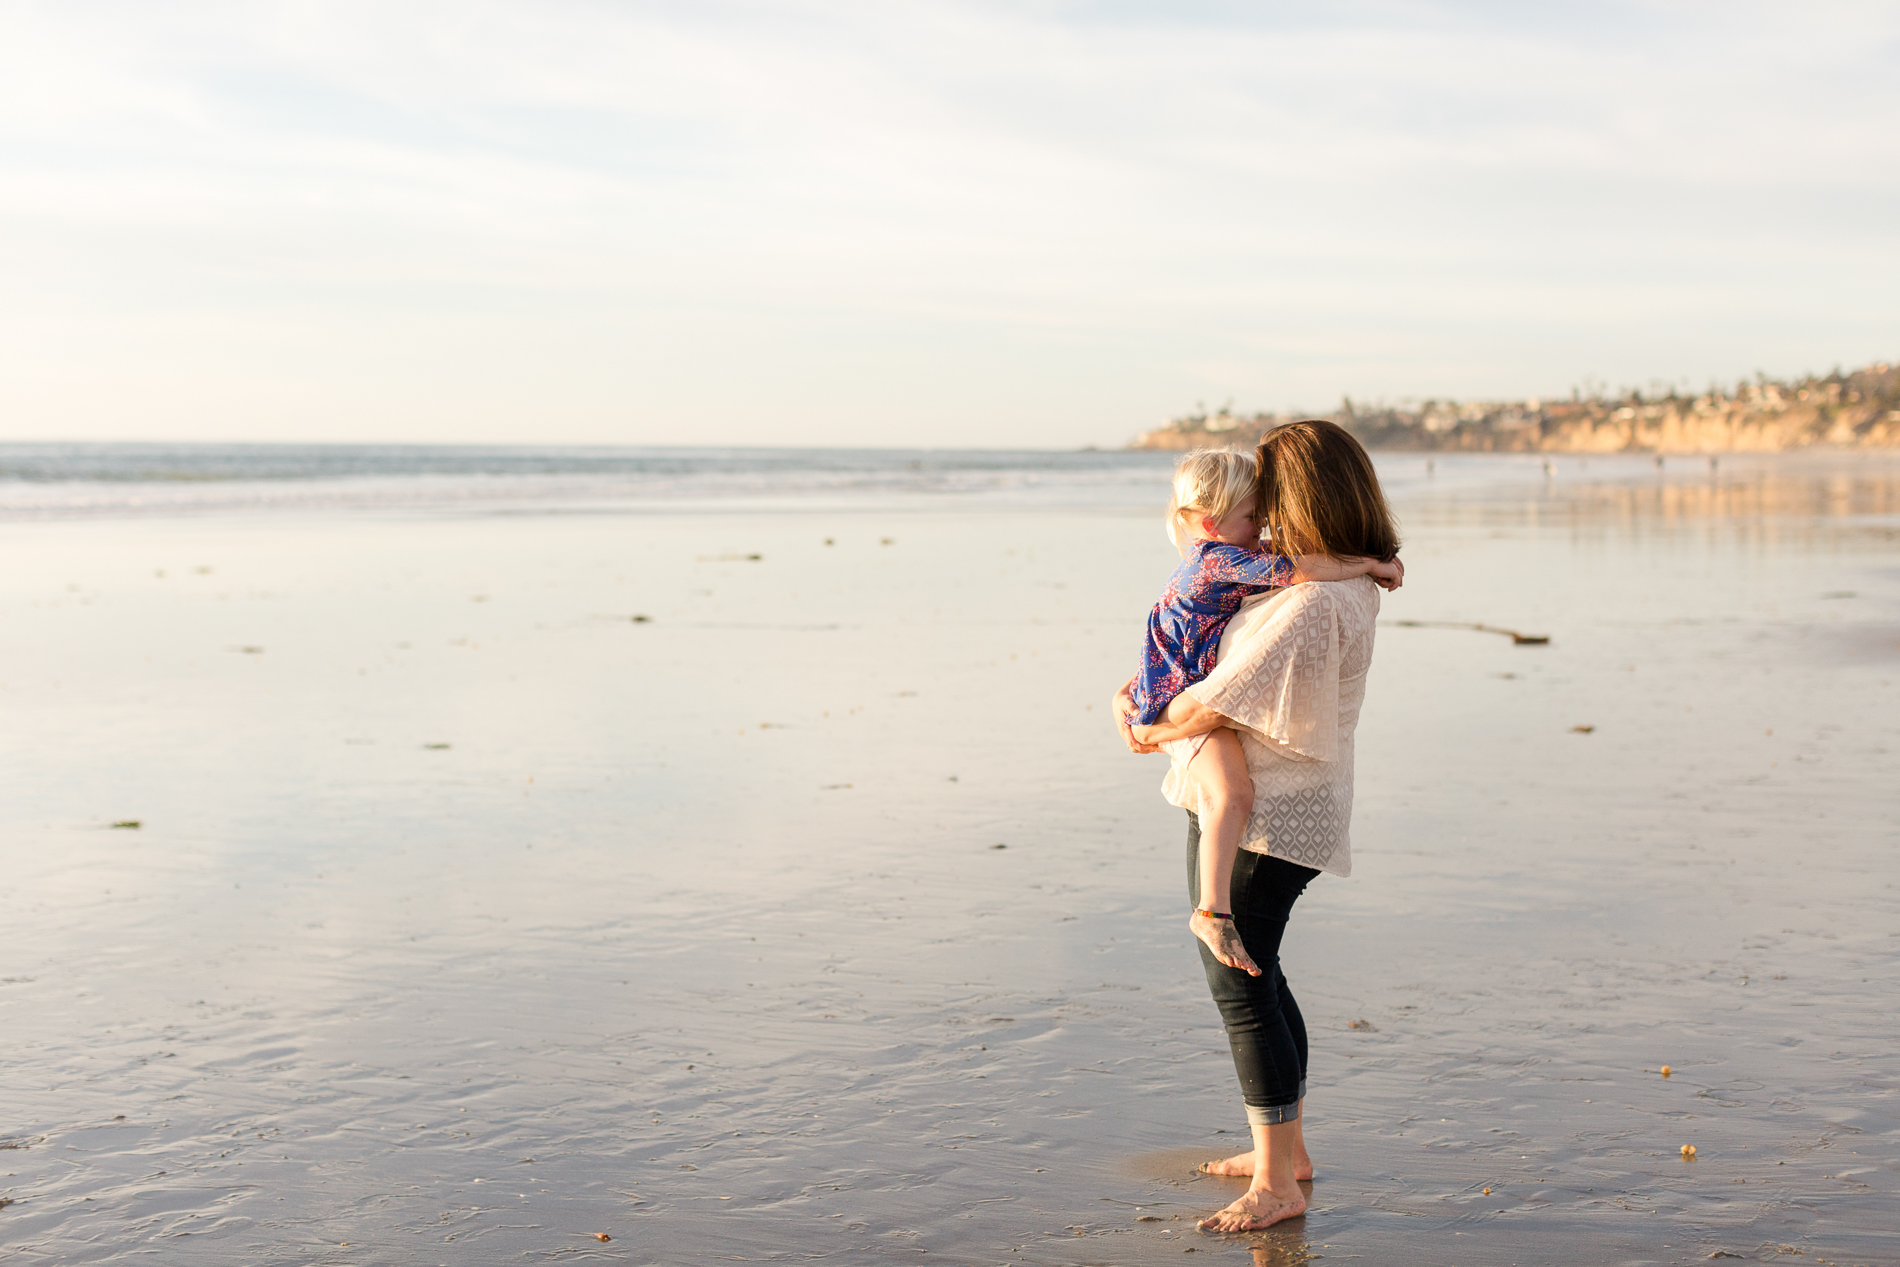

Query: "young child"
(1123, 449), (1397, 975)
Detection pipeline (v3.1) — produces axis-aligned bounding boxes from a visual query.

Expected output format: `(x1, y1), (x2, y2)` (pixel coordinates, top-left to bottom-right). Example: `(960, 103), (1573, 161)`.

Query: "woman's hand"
(1136, 693), (1229, 747)
(1113, 679), (1161, 754)
(1116, 683), (1232, 752)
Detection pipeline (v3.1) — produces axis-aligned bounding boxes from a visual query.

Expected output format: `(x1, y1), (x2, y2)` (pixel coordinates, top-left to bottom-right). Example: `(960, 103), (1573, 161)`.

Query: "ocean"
(0, 444), (1185, 517)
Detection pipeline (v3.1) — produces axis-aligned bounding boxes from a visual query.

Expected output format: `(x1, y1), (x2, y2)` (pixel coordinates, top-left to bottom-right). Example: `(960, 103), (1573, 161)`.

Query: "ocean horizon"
(4, 441), (1888, 523)
(0, 442), (1182, 518)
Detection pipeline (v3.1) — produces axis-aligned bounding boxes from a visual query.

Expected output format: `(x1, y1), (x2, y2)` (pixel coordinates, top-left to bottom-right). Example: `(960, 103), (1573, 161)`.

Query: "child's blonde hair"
(1166, 448), (1260, 553)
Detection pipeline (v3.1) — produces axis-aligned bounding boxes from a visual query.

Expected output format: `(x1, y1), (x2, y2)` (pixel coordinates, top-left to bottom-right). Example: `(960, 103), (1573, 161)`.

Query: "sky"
(1, 1), (1896, 448)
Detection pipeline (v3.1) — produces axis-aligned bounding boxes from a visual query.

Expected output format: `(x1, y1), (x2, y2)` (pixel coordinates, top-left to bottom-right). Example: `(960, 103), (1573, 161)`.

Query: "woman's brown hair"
(1255, 419), (1401, 562)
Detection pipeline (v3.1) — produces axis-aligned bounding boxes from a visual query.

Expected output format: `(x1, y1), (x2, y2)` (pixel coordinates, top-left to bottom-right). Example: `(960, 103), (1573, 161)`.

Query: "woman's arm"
(1128, 692), (1231, 747)
(1185, 583), (1346, 763)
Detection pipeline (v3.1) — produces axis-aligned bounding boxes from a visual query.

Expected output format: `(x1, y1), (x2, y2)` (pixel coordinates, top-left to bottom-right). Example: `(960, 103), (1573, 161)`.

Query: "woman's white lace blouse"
(1159, 576), (1381, 878)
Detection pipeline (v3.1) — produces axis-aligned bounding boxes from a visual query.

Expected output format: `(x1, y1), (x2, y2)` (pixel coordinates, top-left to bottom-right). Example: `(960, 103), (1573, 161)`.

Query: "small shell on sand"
(595, 1232), (612, 1241)
(1681, 1144), (1698, 1159)
(1660, 1065), (1673, 1076)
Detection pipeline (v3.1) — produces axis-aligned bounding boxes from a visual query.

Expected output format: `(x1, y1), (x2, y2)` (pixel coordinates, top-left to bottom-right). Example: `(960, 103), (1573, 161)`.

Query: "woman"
(1113, 419), (1402, 1233)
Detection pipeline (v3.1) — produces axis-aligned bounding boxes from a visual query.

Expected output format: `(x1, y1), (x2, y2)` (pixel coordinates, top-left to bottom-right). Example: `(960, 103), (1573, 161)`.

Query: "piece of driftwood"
(1390, 619), (1550, 645)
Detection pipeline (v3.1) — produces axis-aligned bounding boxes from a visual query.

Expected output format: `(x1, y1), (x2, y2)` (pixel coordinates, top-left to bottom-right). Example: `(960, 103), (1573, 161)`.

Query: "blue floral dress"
(1126, 540), (1295, 726)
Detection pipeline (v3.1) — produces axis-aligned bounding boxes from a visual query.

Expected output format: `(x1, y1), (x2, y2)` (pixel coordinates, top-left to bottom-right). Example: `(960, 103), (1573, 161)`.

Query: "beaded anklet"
(1194, 908), (1233, 921)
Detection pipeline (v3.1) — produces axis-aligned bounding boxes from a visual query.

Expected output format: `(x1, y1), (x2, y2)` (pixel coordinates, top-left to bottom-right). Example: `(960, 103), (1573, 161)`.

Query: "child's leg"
(1193, 727), (1252, 913)
(1187, 728), (1260, 977)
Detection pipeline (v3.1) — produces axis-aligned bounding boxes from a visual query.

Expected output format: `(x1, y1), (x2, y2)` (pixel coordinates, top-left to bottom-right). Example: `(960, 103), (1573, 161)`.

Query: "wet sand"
(0, 453), (1895, 1264)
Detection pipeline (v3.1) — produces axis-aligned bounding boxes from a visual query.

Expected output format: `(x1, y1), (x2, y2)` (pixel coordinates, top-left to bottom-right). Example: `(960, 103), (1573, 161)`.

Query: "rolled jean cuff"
(1245, 1099), (1302, 1127)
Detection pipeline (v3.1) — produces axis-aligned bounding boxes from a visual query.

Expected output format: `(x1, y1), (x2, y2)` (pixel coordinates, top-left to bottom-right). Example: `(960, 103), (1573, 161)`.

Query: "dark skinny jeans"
(1186, 810), (1319, 1126)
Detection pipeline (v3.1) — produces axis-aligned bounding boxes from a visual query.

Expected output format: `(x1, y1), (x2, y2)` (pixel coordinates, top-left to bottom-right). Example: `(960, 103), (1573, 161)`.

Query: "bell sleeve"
(1182, 583), (1342, 763)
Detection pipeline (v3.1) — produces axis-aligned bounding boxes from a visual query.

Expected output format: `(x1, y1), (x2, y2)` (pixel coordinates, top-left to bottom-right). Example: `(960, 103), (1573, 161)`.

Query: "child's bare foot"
(1198, 1150), (1315, 1181)
(1189, 911), (1261, 976)
(1197, 1185), (1306, 1232)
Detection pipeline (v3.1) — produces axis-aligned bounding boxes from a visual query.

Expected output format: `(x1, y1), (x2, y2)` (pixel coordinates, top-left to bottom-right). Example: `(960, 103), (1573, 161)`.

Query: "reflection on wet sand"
(1409, 451), (1900, 547)
(0, 453), (1893, 1263)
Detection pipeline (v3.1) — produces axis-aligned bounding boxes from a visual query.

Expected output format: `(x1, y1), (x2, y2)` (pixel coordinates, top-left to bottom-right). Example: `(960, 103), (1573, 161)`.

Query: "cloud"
(0, 1), (1895, 444)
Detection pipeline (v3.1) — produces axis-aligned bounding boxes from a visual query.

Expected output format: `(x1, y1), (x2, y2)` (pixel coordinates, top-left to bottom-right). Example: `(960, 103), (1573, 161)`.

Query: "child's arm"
(1290, 554), (1405, 590)
(1203, 543), (1404, 592)
(1199, 543), (1297, 589)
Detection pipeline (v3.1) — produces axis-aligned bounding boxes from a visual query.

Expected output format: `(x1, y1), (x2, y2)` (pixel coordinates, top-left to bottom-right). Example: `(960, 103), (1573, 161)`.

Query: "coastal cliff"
(1130, 360), (1900, 453)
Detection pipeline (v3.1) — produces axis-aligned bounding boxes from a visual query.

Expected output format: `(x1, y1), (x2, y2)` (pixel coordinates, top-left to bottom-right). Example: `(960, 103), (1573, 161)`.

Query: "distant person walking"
(1114, 420), (1402, 1232)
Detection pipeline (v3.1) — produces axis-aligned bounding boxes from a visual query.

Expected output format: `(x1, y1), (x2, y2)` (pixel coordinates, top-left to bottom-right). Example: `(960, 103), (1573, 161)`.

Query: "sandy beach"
(1, 449), (1895, 1265)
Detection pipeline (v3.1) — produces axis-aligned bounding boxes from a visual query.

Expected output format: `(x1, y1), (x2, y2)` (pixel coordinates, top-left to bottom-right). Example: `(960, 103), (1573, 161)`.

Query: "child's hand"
(1367, 556), (1405, 591)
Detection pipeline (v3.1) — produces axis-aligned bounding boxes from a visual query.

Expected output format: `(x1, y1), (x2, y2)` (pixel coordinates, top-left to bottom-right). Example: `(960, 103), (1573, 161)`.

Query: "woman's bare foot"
(1189, 912), (1261, 976)
(1199, 1149), (1256, 1177)
(1197, 1185), (1306, 1232)
(1200, 1150), (1314, 1182)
